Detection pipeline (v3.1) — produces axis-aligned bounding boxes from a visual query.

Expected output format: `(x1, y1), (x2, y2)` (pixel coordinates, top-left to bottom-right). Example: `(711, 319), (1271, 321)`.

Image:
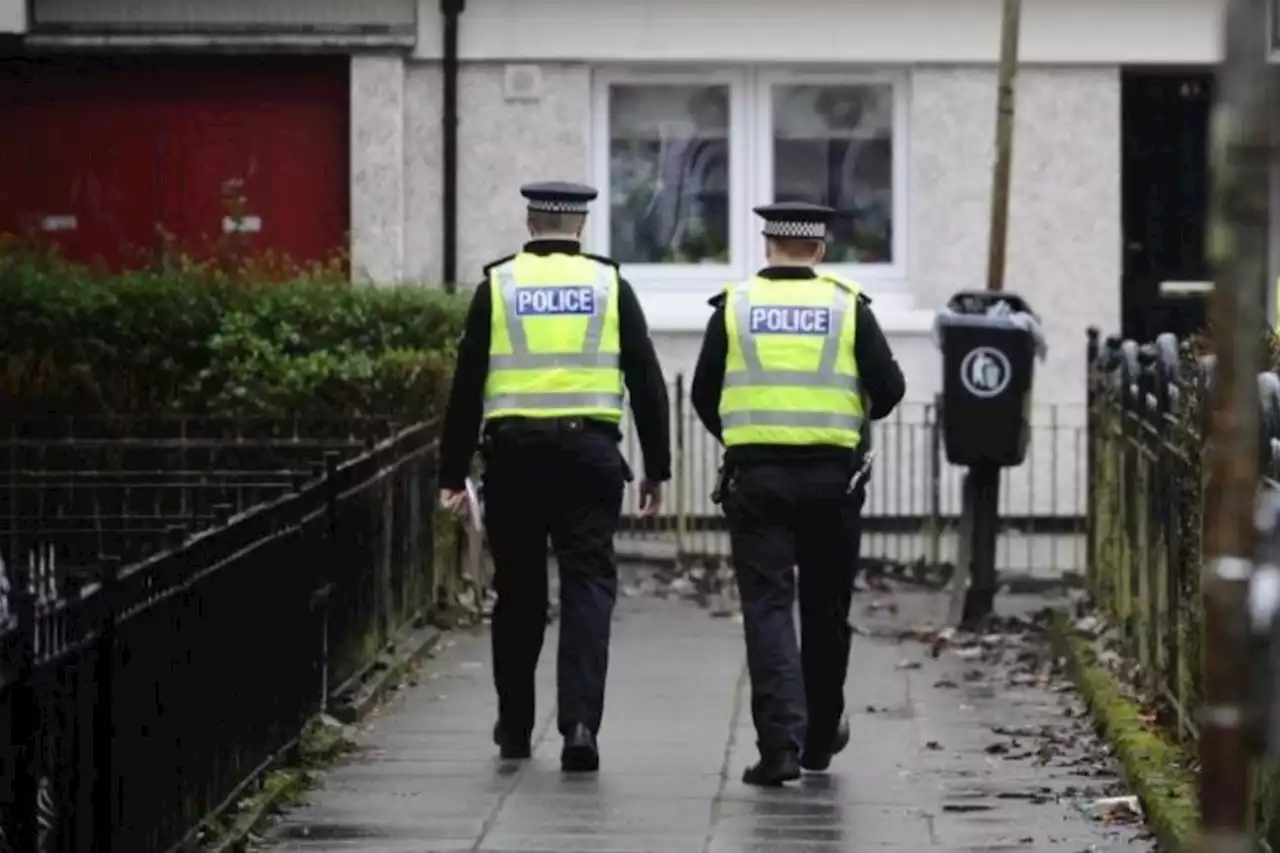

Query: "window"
(767, 82), (895, 265)
(591, 69), (907, 294)
(606, 83), (731, 265)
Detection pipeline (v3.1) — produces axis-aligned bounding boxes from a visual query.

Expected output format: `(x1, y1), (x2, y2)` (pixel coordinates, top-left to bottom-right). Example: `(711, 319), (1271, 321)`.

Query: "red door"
(167, 105), (265, 260)
(0, 65), (161, 268)
(34, 99), (166, 269)
(0, 56), (349, 271)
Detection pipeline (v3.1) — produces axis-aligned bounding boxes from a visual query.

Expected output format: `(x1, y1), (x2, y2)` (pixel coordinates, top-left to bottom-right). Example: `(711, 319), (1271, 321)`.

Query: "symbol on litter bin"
(959, 347), (1011, 398)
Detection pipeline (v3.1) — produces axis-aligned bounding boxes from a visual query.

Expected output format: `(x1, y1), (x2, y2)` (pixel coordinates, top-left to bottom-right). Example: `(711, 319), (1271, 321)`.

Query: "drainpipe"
(440, 0), (464, 293)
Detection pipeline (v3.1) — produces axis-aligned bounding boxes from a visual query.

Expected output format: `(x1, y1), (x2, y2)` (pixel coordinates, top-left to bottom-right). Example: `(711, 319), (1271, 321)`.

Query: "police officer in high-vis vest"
(691, 202), (905, 786)
(438, 181), (671, 772)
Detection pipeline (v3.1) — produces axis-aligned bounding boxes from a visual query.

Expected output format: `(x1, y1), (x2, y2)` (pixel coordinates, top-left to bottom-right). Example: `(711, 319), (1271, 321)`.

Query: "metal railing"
(0, 418), (451, 853)
(0, 416), (402, 588)
(616, 376), (1088, 585)
(1084, 329), (1255, 740)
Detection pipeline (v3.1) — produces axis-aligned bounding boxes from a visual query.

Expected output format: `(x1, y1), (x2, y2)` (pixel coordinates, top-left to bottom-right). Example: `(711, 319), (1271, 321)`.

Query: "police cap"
(754, 201), (835, 240)
(521, 181), (598, 215)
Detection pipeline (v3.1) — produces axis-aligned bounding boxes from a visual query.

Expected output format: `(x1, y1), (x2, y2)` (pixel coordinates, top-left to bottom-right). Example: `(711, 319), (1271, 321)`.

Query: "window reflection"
(772, 84), (894, 264)
(607, 84), (731, 265)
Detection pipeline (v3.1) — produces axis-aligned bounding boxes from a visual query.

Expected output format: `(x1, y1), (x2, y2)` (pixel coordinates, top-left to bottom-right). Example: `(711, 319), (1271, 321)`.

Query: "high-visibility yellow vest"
(719, 274), (865, 448)
(484, 252), (624, 423)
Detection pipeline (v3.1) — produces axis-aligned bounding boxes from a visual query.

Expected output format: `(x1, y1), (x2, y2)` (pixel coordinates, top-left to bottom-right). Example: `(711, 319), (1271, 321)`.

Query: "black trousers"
(482, 424), (626, 739)
(725, 460), (865, 755)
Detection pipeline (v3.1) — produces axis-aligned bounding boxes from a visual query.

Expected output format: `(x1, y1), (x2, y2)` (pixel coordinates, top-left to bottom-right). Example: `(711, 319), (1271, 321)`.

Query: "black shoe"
(742, 750), (801, 787)
(493, 721), (531, 760)
(801, 717), (850, 772)
(560, 723), (600, 772)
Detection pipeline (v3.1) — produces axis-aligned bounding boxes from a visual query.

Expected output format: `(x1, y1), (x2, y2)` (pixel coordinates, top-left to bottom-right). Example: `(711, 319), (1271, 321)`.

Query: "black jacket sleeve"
(437, 280), (492, 490)
(690, 301), (727, 443)
(617, 278), (672, 482)
(854, 296), (907, 421)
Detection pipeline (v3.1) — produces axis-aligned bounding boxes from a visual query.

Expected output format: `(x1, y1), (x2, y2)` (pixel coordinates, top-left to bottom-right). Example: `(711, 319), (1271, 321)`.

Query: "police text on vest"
(514, 286), (597, 316)
(748, 305), (832, 335)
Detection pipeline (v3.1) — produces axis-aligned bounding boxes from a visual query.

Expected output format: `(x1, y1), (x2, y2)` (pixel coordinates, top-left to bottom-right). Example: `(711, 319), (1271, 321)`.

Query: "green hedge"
(0, 251), (467, 419)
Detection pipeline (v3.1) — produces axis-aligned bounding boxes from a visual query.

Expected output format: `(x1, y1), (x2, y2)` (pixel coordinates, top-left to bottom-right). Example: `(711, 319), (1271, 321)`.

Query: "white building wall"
(379, 63), (1120, 402)
(415, 0), (1224, 65)
(454, 64), (591, 283)
(403, 64), (444, 281)
(32, 0), (416, 31)
(351, 55), (407, 283)
(362, 60), (592, 284)
(908, 65), (1121, 408)
(0, 0), (26, 33)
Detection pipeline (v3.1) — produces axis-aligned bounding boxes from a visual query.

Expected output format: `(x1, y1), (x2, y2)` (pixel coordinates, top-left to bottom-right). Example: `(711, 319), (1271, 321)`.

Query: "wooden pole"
(956, 0), (1022, 628)
(1198, 0), (1270, 849)
(985, 0), (1021, 293)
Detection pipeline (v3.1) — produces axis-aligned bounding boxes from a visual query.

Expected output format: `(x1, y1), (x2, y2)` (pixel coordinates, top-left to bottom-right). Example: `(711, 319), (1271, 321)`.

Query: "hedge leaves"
(0, 252), (467, 419)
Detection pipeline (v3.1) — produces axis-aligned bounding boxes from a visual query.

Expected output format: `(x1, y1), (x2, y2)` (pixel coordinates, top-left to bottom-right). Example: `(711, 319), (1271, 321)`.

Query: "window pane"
(607, 84), (731, 265)
(772, 84), (894, 264)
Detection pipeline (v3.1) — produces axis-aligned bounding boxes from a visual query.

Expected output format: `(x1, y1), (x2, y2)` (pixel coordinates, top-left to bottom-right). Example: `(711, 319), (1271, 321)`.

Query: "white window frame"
(1272, 112), (1280, 320)
(589, 66), (911, 314)
(589, 67), (751, 292)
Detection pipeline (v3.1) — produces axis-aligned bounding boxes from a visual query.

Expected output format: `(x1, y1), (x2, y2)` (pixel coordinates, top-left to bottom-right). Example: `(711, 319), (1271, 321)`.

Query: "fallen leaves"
(853, 586), (1150, 844)
(620, 559), (743, 617)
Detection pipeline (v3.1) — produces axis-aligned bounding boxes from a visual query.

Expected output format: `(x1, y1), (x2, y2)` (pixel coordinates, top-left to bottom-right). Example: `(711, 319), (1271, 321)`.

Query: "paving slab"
(264, 579), (1154, 852)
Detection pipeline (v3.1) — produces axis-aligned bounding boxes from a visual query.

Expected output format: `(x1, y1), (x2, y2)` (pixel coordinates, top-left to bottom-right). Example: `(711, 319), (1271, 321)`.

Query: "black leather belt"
(487, 416), (605, 439)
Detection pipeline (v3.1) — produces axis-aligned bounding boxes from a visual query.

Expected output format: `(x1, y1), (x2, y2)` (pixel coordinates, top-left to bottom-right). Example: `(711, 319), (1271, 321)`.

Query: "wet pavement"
(614, 531), (1087, 582)
(264, 577), (1155, 852)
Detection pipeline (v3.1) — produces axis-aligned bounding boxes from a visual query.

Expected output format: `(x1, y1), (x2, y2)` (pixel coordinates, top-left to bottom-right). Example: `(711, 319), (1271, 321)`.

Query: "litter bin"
(936, 291), (1040, 468)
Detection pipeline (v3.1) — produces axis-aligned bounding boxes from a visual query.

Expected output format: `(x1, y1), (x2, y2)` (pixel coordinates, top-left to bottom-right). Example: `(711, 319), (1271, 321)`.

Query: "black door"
(1121, 70), (1213, 341)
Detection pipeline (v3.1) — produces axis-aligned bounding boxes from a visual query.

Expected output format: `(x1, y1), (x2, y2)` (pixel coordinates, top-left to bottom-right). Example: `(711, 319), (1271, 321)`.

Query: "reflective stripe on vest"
(484, 257), (624, 420)
(719, 276), (865, 446)
(720, 410), (862, 430)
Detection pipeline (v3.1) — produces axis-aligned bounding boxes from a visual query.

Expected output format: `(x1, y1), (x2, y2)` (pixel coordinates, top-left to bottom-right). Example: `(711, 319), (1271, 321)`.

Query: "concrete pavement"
(265, 579), (1153, 852)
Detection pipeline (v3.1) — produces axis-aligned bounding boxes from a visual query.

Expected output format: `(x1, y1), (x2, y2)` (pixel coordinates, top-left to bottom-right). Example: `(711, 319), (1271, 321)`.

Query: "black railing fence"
(0, 418), (449, 853)
(1084, 328), (1280, 738)
(0, 417), (404, 587)
(616, 376), (1087, 584)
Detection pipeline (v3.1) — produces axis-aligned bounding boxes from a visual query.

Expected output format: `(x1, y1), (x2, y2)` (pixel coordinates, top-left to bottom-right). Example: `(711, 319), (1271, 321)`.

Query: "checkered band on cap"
(762, 220), (827, 239)
(527, 199), (591, 214)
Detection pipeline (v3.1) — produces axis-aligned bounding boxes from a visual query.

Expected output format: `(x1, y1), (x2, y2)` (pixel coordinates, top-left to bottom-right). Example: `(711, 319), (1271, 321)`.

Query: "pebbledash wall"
(349, 0), (1224, 519)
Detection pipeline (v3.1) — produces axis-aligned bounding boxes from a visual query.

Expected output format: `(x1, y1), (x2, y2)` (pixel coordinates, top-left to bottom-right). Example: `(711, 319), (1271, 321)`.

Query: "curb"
(1048, 610), (1199, 852)
(329, 619), (445, 723)
(199, 619), (445, 852)
(203, 760), (310, 853)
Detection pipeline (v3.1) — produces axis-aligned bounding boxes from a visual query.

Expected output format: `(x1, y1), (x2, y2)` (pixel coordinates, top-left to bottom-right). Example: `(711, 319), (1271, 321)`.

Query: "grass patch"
(1050, 610), (1199, 851)
(191, 715), (359, 852)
